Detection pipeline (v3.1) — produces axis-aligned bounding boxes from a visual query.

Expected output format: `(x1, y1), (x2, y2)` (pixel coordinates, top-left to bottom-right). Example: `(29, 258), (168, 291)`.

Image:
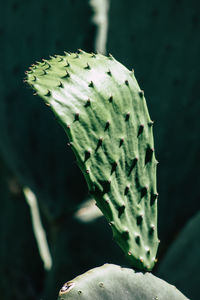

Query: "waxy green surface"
(26, 51), (159, 270)
(58, 264), (188, 300)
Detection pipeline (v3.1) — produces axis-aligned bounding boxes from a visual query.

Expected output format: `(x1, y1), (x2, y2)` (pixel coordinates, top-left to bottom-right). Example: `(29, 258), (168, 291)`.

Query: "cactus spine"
(26, 51), (159, 270)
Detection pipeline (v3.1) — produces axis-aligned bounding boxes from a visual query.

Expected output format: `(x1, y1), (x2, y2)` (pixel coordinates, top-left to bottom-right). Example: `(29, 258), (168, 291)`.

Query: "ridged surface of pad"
(58, 264), (188, 300)
(26, 51), (159, 270)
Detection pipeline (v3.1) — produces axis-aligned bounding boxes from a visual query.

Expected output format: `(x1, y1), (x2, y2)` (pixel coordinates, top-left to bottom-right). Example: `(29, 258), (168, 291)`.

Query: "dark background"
(0, 0), (199, 299)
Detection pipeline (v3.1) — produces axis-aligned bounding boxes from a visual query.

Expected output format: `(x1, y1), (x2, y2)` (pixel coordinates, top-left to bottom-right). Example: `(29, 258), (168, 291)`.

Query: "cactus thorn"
(43, 59), (50, 67)
(146, 248), (151, 255)
(31, 76), (36, 81)
(85, 99), (91, 107)
(62, 70), (70, 78)
(55, 55), (63, 61)
(108, 53), (114, 60)
(111, 161), (118, 173)
(74, 112), (79, 121)
(139, 90), (144, 97)
(128, 158), (138, 176)
(150, 193), (158, 206)
(125, 80), (129, 86)
(125, 112), (130, 121)
(96, 137), (103, 151)
(109, 95), (113, 102)
(107, 69), (112, 76)
(149, 224), (155, 235)
(44, 90), (51, 96)
(58, 81), (64, 88)
(99, 137), (103, 144)
(84, 150), (91, 161)
(148, 120), (154, 126)
(42, 59), (49, 65)
(88, 81), (94, 88)
(138, 124), (144, 136)
(145, 147), (154, 164)
(64, 51), (70, 56)
(84, 63), (91, 70)
(141, 186), (148, 198)
(105, 121), (110, 130)
(135, 234), (140, 244)
(119, 138), (124, 147)
(65, 60), (70, 67)
(118, 204), (125, 218)
(122, 229), (129, 240)
(136, 214), (143, 225)
(91, 53), (96, 58)
(124, 185), (130, 195)
(66, 70), (70, 78)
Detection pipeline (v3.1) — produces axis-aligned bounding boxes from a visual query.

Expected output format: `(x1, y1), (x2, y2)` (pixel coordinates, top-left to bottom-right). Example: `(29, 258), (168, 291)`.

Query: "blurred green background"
(0, 0), (199, 299)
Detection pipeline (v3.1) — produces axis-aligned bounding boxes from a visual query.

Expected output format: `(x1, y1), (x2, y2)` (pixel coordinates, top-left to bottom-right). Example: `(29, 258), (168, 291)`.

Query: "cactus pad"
(58, 264), (188, 300)
(26, 51), (159, 270)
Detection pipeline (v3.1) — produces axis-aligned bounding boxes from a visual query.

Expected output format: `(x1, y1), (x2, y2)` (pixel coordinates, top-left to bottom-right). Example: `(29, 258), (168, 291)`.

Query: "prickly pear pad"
(58, 264), (188, 300)
(26, 51), (159, 270)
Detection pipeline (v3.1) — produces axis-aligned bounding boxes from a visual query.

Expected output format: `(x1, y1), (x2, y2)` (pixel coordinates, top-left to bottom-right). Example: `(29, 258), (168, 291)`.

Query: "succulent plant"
(58, 263), (188, 300)
(25, 50), (159, 271)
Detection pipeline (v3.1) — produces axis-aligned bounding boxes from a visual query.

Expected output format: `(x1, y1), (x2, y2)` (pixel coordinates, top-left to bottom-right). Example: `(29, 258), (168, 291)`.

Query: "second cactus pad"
(58, 264), (188, 300)
(26, 51), (159, 270)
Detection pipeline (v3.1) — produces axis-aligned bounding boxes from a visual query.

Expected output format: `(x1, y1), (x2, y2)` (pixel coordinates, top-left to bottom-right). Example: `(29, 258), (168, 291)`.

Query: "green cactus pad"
(26, 51), (159, 270)
(58, 264), (188, 300)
